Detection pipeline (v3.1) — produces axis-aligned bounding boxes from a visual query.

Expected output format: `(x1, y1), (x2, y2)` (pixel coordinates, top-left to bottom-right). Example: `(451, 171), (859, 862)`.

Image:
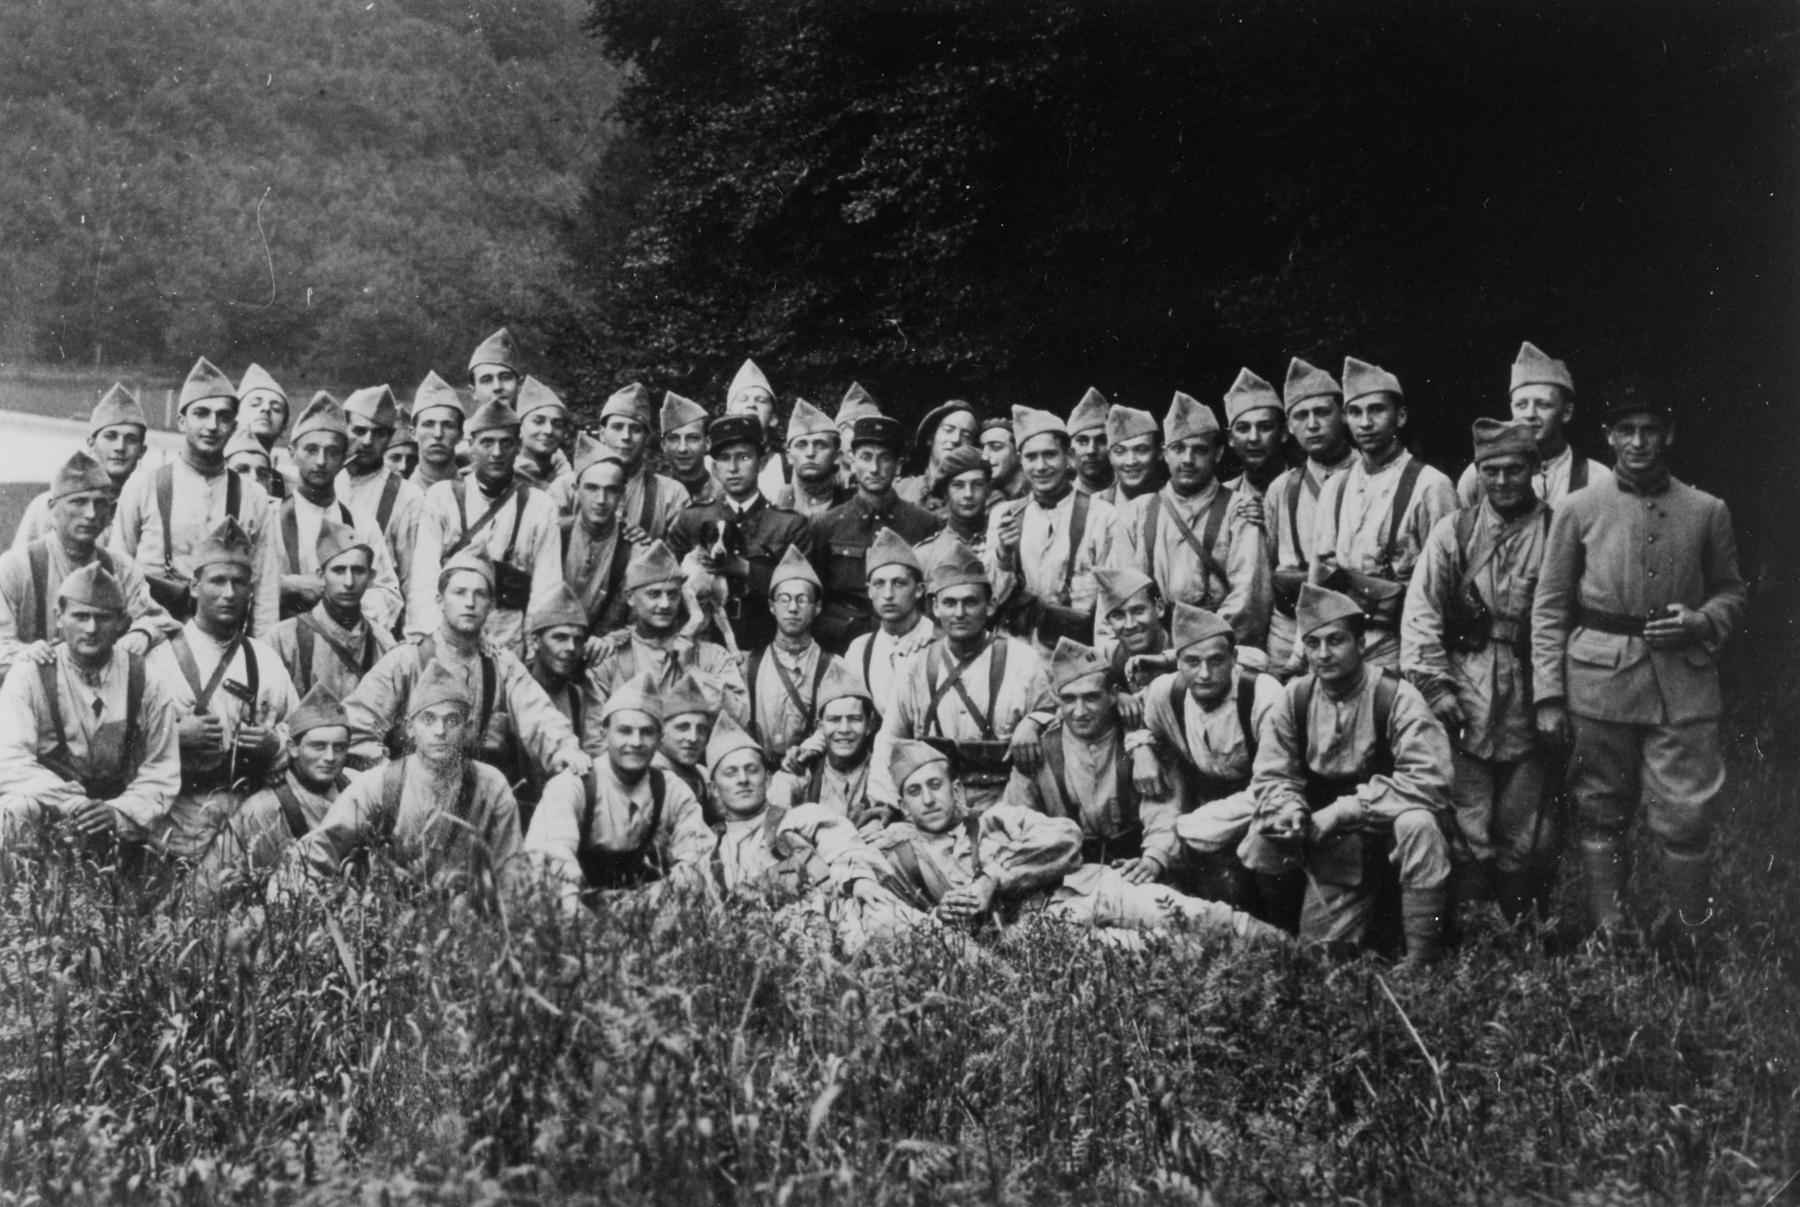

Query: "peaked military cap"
(850, 415), (905, 451)
(707, 414), (764, 456)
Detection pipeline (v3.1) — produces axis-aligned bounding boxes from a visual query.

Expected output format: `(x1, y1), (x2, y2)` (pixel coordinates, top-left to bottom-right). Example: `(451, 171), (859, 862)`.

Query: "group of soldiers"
(0, 328), (1747, 964)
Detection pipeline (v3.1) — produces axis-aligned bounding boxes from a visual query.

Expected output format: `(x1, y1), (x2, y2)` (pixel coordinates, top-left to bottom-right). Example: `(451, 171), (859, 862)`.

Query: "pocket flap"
(1568, 628), (1624, 668)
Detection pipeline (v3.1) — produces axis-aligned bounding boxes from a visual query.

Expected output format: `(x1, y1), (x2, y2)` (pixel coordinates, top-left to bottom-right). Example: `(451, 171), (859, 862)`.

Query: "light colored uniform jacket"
(407, 477), (564, 653)
(0, 539), (179, 676)
(1114, 482), (1272, 648)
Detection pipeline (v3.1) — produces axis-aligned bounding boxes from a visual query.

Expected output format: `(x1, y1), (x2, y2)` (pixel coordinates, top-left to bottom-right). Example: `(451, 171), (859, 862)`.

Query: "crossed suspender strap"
(157, 463), (241, 575)
(1291, 668), (1399, 805)
(1165, 671), (1259, 762)
(748, 646), (833, 743)
(281, 499), (355, 574)
(1142, 488), (1231, 601)
(446, 480), (527, 562)
(294, 613), (378, 694)
(923, 637), (1009, 740)
(171, 631), (255, 714)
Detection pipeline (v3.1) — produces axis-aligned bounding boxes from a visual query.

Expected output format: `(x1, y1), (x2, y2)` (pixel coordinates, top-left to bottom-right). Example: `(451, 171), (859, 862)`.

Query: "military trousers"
(1450, 747), (1558, 873)
(1568, 714), (1723, 854)
(1240, 809), (1450, 945)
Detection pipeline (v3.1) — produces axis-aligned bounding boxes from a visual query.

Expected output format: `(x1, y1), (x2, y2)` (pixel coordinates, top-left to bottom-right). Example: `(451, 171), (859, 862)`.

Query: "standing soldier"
(145, 519), (300, 860)
(1460, 342), (1612, 508)
(1115, 392), (1272, 649)
(408, 399), (562, 655)
(0, 563), (181, 853)
(409, 372), (467, 492)
(384, 412), (419, 480)
(914, 446), (993, 566)
(833, 383), (882, 490)
(1532, 380), (1745, 943)
(1221, 369), (1293, 499)
(13, 383), (151, 552)
(561, 444), (640, 634)
(1263, 358), (1356, 669)
(980, 415), (1027, 504)
(743, 548), (847, 767)
(1068, 388), (1115, 497)
(660, 392), (723, 508)
(775, 399), (850, 518)
(665, 414), (812, 655)
(1311, 357), (1460, 669)
(1098, 405), (1168, 508)
(871, 538), (1055, 814)
(987, 405), (1117, 656)
(0, 451), (177, 676)
(810, 415), (943, 654)
(844, 528), (936, 718)
(467, 327), (524, 410)
(514, 377), (575, 494)
(237, 364), (293, 497)
(336, 384), (425, 595)
(270, 519), (395, 700)
(896, 400), (978, 509)
(724, 358), (788, 501)
(115, 357), (283, 635)
(595, 383), (690, 542)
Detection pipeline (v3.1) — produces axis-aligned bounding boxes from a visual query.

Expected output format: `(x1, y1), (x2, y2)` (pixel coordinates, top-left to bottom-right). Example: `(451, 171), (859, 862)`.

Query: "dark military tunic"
(808, 493), (943, 654)
(666, 495), (813, 654)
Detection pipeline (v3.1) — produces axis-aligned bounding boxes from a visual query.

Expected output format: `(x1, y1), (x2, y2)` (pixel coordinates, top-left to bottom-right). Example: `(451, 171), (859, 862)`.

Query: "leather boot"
(1252, 869), (1307, 935)
(1493, 868), (1536, 925)
(1399, 885), (1448, 968)
(1579, 836), (1628, 936)
(1660, 846), (1714, 926)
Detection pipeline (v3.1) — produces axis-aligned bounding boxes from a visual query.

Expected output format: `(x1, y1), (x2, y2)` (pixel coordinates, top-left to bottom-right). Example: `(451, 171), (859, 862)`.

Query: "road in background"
(0, 409), (183, 543)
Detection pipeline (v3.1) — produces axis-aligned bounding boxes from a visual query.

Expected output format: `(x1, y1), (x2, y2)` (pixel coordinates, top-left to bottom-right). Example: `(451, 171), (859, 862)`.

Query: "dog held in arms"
(679, 516), (745, 657)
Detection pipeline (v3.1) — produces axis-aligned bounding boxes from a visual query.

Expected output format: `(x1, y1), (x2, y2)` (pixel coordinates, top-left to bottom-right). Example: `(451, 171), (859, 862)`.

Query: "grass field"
(1, 706), (1795, 1205)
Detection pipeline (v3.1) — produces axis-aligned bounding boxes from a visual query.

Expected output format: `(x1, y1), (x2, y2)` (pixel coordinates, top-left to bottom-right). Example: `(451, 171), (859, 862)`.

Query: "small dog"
(679, 517), (744, 654)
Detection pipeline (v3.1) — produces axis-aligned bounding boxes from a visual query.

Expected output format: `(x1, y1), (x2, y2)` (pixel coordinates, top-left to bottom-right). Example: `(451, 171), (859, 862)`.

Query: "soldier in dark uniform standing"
(808, 416), (944, 655)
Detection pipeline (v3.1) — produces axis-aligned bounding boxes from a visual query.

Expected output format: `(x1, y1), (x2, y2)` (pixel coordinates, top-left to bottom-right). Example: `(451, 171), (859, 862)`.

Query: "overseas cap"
(1106, 405), (1158, 447)
(468, 327), (521, 374)
(438, 548), (496, 591)
(890, 737), (950, 794)
(288, 684), (350, 737)
(661, 391), (708, 436)
(1049, 637), (1110, 692)
(1223, 368), (1282, 424)
(572, 432), (625, 484)
(410, 660), (473, 718)
(1164, 391), (1220, 446)
(180, 357), (239, 412)
(769, 545), (822, 594)
(1094, 565), (1155, 619)
(930, 445), (989, 498)
(1510, 341), (1574, 395)
(1297, 582), (1364, 637)
(466, 399), (520, 435)
(89, 383), (149, 435)
(663, 671), (722, 720)
(1171, 601), (1233, 653)
(865, 526), (924, 579)
(1471, 418), (1539, 464)
(316, 517), (374, 570)
(817, 660), (875, 710)
(223, 429), (270, 464)
(50, 449), (114, 501)
(1011, 404), (1067, 453)
(599, 670), (665, 726)
(343, 385), (399, 430)
(527, 581), (589, 635)
(412, 371), (466, 421)
(191, 517), (255, 572)
(926, 537), (988, 595)
(515, 376), (568, 420)
(1343, 357), (1403, 404)
(290, 393), (350, 443)
(57, 561), (128, 612)
(624, 540), (683, 592)
(836, 382), (881, 426)
(727, 358), (774, 404)
(237, 364), (286, 402)
(705, 713), (764, 769)
(1068, 387), (1112, 435)
(785, 397), (836, 442)
(1283, 358), (1342, 411)
(601, 382), (654, 424)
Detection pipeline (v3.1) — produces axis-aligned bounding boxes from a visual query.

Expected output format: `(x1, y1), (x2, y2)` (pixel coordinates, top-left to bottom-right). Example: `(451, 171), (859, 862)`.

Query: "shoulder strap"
(1038, 723), (1072, 818)
(862, 634), (876, 688)
(443, 479), (518, 560)
(225, 469), (241, 521)
(1236, 671), (1258, 759)
(746, 646), (768, 738)
(963, 813), (984, 879)
(379, 760), (406, 839)
(1568, 453), (1588, 492)
(982, 637), (1009, 740)
(274, 780), (311, 840)
(156, 464), (176, 572)
(647, 767), (666, 834)
(172, 631), (245, 713)
(375, 473), (404, 531)
(1371, 667), (1399, 772)
(124, 653), (144, 766)
(1167, 676), (1188, 748)
(1142, 492), (1161, 581)
(639, 474), (659, 532)
(36, 658), (67, 753)
(1058, 492), (1091, 602)
(25, 540), (50, 643)
(478, 651), (496, 733)
(242, 639), (260, 711)
(501, 486), (528, 564)
(1286, 471), (1306, 568)
(1381, 457), (1427, 569)
(1291, 675), (1316, 766)
(280, 499), (301, 573)
(295, 622), (315, 693)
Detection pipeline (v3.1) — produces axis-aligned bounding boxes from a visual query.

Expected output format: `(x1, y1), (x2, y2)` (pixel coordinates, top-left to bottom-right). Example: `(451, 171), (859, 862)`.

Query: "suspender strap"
(579, 767), (665, 849)
(19, 542), (108, 642)
(37, 658), (68, 756)
(445, 480), (520, 560)
(172, 631), (246, 714)
(1381, 459), (1425, 572)
(416, 635), (497, 734)
(379, 760), (406, 838)
(1055, 493), (1091, 605)
(639, 475), (659, 533)
(159, 465), (241, 574)
(125, 654), (144, 771)
(375, 473), (404, 532)
(281, 500), (300, 573)
(924, 638), (1009, 740)
(1568, 454), (1589, 493)
(296, 623), (314, 693)
(1236, 672), (1258, 760)
(1145, 489), (1230, 601)
(274, 780), (311, 840)
(1286, 472), (1307, 568)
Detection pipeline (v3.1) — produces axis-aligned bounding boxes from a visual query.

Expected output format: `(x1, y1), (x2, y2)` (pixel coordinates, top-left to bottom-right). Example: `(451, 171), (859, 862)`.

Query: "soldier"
(224, 427), (282, 499)
(979, 414), (1027, 503)
(336, 384), (425, 594)
(987, 404), (1117, 656)
(775, 398), (850, 518)
(0, 563), (180, 853)
(1310, 357), (1460, 670)
(914, 446), (992, 565)
(843, 528), (936, 718)
(1098, 404), (1168, 507)
(594, 383), (690, 542)
(561, 443), (640, 634)
(809, 415), (943, 654)
(1221, 368), (1294, 499)
(274, 394), (405, 628)
(665, 414), (812, 654)
(408, 398), (562, 655)
(1068, 387), (1115, 497)
(144, 519), (299, 860)
(1459, 342), (1612, 508)
(1093, 566), (1171, 705)
(895, 400), (978, 509)
(771, 662), (890, 831)
(1263, 359), (1356, 669)
(1241, 584), (1454, 965)
(115, 357), (282, 635)
(270, 519), (395, 700)
(1115, 392), (1272, 648)
(346, 550), (590, 783)
(871, 538), (1054, 814)
(13, 383), (151, 552)
(525, 582), (592, 733)
(383, 413), (419, 480)
(514, 377), (575, 494)
(584, 541), (749, 726)
(523, 672), (717, 909)
(660, 391), (724, 508)
(409, 371), (467, 492)
(832, 383), (882, 490)
(237, 364), (293, 497)
(1532, 380), (1745, 942)
(0, 451), (177, 676)
(297, 661), (523, 896)
(723, 358), (789, 501)
(467, 327), (524, 410)
(656, 671), (724, 826)
(1402, 418), (1559, 920)
(743, 548), (847, 767)
(189, 685), (351, 900)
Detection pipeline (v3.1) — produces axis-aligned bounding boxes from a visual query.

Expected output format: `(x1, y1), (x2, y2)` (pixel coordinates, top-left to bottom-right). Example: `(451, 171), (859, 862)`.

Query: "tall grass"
(2, 742), (1796, 1205)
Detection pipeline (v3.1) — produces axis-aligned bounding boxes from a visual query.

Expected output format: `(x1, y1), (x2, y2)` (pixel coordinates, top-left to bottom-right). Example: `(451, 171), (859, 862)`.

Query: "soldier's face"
(52, 489), (114, 546)
(576, 463), (627, 529)
(711, 748), (769, 819)
(1165, 435), (1220, 494)
(521, 409), (568, 458)
(944, 470), (991, 522)
(1108, 593), (1160, 654)
(1230, 409), (1283, 469)
(56, 601), (127, 662)
(728, 388), (776, 428)
(411, 703), (471, 767)
(932, 584), (992, 641)
(631, 582), (682, 633)
(240, 391), (287, 441)
(1019, 436), (1070, 498)
(470, 366), (520, 408)
(182, 399), (238, 458)
(319, 552), (373, 613)
(787, 433), (839, 485)
(932, 411), (977, 460)
(438, 571), (493, 636)
(605, 711), (661, 775)
(1058, 678), (1116, 741)
(714, 442), (764, 500)
(89, 425), (147, 480)
(1289, 396), (1349, 462)
(193, 563), (253, 631)
(291, 726), (350, 790)
(869, 565), (923, 625)
(1178, 636), (1236, 707)
(602, 416), (649, 466)
(1346, 394), (1406, 457)
(384, 444), (418, 477)
(1301, 621), (1362, 687)
(1477, 453), (1538, 512)
(1111, 435), (1158, 488)
(820, 698), (872, 760)
(416, 412), (463, 468)
(662, 425), (708, 476)
(1606, 412), (1672, 476)
(851, 445), (899, 495)
(535, 623), (587, 680)
(292, 433), (346, 492)
(981, 428), (1019, 482)
(771, 585), (820, 638)
(901, 762), (961, 833)
(346, 418), (392, 475)
(1071, 429), (1109, 484)
(661, 713), (712, 768)
(468, 430), (520, 488)
(1510, 384), (1573, 452)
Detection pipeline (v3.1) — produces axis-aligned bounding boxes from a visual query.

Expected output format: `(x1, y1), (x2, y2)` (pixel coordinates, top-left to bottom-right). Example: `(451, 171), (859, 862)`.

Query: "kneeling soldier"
(270, 518), (396, 699)
(773, 661), (892, 833)
(1243, 584), (1454, 965)
(0, 563), (180, 854)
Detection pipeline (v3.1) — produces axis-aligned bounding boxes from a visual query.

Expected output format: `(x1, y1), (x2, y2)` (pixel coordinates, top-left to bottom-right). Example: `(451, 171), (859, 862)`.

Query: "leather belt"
(1488, 616), (1526, 645)
(1577, 607), (1645, 637)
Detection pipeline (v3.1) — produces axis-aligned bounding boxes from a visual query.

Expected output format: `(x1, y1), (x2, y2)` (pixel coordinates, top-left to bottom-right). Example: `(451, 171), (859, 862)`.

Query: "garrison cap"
(1223, 368), (1282, 424)
(223, 429), (271, 464)
(316, 517), (374, 570)
(290, 392), (350, 443)
(49, 450), (115, 501)
(288, 685), (350, 738)
(180, 357), (238, 413)
(466, 399), (520, 435)
(785, 397), (836, 443)
(1171, 602), (1233, 653)
(1471, 418), (1539, 463)
(835, 382), (881, 427)
(601, 382), (654, 425)
(57, 561), (128, 612)
(1343, 357), (1403, 404)
(1106, 405), (1158, 448)
(925, 536), (988, 595)
(890, 738), (950, 794)
(1094, 565), (1156, 619)
(237, 364), (286, 403)
(865, 526), (925, 580)
(191, 517), (255, 572)
(661, 391), (709, 436)
(571, 432), (625, 484)
(1283, 358), (1342, 411)
(1164, 391), (1220, 446)
(769, 545), (822, 595)
(515, 377), (568, 420)
(599, 670), (665, 726)
(817, 660), (875, 711)
(1048, 637), (1110, 693)
(727, 359), (774, 405)
(343, 385), (400, 430)
(527, 582), (589, 635)
(704, 713), (764, 770)
(468, 328), (521, 374)
(409, 660), (473, 719)
(1011, 404), (1067, 454)
(1068, 387), (1112, 436)
(89, 383), (148, 435)
(438, 548), (496, 592)
(624, 540), (683, 593)
(663, 671), (722, 720)
(1511, 341), (1574, 395)
(412, 371), (466, 421)
(1297, 582), (1363, 637)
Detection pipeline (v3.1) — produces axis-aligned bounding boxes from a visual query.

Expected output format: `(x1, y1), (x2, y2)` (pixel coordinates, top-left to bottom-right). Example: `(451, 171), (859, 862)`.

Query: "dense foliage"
(0, 0), (619, 383)
(1, 737), (1796, 1204)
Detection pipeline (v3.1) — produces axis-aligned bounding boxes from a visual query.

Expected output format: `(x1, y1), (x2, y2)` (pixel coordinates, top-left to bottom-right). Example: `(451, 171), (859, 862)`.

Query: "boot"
(1493, 867), (1536, 926)
(1578, 836), (1628, 937)
(1656, 846), (1716, 968)
(1252, 869), (1306, 935)
(1399, 885), (1448, 969)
